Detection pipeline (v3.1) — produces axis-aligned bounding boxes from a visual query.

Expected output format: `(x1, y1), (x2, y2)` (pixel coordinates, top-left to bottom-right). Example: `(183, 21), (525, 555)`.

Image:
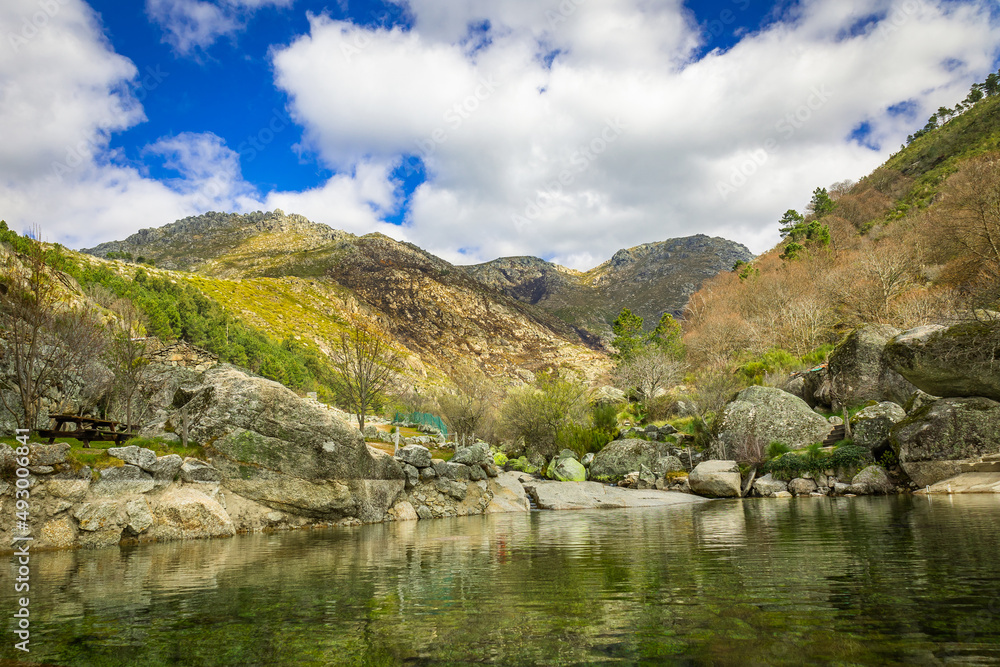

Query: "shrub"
(767, 441), (792, 459)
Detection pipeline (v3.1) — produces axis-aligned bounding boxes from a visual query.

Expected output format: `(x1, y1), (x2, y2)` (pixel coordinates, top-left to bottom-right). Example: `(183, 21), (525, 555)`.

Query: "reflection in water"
(2, 495), (1000, 665)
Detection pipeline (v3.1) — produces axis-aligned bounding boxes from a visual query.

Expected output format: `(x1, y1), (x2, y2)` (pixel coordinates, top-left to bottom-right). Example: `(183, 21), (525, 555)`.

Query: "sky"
(1, 0), (999, 269)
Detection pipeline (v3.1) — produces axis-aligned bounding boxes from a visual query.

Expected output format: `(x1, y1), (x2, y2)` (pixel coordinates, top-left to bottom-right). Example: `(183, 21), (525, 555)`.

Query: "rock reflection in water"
(2, 496), (1000, 665)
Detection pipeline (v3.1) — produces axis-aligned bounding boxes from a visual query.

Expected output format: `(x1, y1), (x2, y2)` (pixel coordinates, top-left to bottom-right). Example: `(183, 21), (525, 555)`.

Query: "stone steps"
(822, 424), (846, 447)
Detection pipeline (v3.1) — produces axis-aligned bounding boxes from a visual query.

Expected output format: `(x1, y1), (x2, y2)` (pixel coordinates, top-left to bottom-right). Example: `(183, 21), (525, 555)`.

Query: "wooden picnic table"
(35, 414), (138, 448)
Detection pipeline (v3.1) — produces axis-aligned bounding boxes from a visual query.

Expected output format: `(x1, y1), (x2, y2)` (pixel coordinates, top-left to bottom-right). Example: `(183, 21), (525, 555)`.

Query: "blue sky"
(1, 0), (999, 268)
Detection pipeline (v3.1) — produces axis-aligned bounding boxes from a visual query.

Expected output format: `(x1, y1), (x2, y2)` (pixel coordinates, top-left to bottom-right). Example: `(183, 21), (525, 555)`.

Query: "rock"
(521, 480), (708, 510)
(452, 442), (490, 466)
(851, 402), (907, 450)
(581, 452), (595, 467)
(828, 325), (917, 408)
(891, 397), (1000, 487)
(905, 389), (939, 414)
(149, 454), (184, 482)
(92, 465), (155, 495)
(547, 456), (586, 482)
(833, 482), (852, 495)
(801, 367), (834, 408)
(485, 472), (531, 513)
(884, 322), (1000, 401)
(753, 473), (788, 497)
(149, 486), (235, 540)
(688, 460), (742, 498)
(435, 479), (468, 501)
(849, 465), (894, 495)
(166, 365), (403, 521)
(40, 516), (77, 549)
(74, 500), (125, 532)
(773, 491), (793, 498)
(594, 386), (626, 402)
(402, 463), (420, 489)
(827, 415), (843, 426)
(28, 442), (70, 466)
(387, 500), (418, 521)
(0, 444), (14, 473)
(418, 466), (437, 481)
(107, 445), (158, 471)
(659, 424), (678, 435)
(180, 459), (222, 483)
(714, 386), (831, 451)
(125, 498), (154, 534)
(398, 445), (432, 469)
(636, 464), (656, 490)
(469, 464), (487, 481)
(589, 439), (680, 481)
(921, 473), (1000, 494)
(437, 461), (472, 481)
(28, 465), (54, 474)
(415, 505), (433, 520)
(46, 479), (90, 502)
(787, 478), (818, 496)
(782, 375), (808, 402)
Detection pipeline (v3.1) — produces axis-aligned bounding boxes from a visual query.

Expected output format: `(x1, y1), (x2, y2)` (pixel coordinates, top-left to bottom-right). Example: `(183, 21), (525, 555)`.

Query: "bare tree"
(498, 372), (588, 459)
(612, 346), (686, 404)
(331, 322), (402, 431)
(435, 363), (500, 443)
(104, 297), (152, 428)
(0, 239), (107, 429)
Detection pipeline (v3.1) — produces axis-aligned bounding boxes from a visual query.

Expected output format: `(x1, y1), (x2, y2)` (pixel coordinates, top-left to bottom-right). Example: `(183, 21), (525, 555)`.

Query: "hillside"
(84, 213), (749, 381)
(682, 85), (1000, 381)
(467, 235), (753, 339)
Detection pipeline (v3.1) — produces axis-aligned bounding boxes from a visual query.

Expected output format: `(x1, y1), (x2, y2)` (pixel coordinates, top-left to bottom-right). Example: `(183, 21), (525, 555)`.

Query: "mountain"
(84, 211), (749, 383)
(467, 235), (753, 338)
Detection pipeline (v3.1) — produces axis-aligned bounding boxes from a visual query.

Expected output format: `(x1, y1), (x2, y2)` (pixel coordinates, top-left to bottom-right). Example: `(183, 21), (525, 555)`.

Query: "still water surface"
(3, 495), (1000, 666)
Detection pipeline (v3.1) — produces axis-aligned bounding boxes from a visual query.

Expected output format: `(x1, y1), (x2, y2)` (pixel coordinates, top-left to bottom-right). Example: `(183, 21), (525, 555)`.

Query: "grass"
(2, 435), (203, 471)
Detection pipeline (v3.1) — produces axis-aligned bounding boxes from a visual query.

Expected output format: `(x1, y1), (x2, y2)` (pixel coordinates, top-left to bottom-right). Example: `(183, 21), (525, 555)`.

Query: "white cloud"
(145, 0), (293, 54)
(273, 0), (1000, 267)
(0, 0), (388, 249)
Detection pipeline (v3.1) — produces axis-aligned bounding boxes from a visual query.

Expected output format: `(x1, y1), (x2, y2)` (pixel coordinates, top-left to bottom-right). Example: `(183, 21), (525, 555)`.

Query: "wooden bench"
(36, 414), (138, 448)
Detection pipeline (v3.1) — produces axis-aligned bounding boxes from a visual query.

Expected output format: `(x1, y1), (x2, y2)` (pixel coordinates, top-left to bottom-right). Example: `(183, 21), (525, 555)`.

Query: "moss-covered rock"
(714, 386), (831, 451)
(588, 438), (679, 481)
(884, 322), (1000, 401)
(827, 325), (917, 409)
(851, 401), (906, 451)
(891, 396), (1000, 486)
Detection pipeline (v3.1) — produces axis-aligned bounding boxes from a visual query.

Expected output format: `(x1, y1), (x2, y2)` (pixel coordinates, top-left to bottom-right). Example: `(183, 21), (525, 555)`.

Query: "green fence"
(393, 411), (448, 435)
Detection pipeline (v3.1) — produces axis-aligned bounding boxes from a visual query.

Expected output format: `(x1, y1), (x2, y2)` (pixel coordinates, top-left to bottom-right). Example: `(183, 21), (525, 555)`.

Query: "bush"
(767, 441), (792, 458)
(555, 423), (611, 459)
(829, 444), (872, 469)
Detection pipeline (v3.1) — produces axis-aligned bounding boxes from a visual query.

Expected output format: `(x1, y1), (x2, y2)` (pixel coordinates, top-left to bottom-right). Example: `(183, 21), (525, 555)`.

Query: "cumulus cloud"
(145, 0), (293, 54)
(0, 0), (387, 248)
(273, 0), (1000, 267)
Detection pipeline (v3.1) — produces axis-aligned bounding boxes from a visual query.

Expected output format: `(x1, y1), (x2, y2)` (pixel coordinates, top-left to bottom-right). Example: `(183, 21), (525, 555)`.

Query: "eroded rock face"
(828, 325), (917, 409)
(884, 322), (1000, 402)
(589, 439), (680, 481)
(891, 397), (1000, 487)
(714, 386), (831, 451)
(688, 460), (742, 498)
(165, 365), (403, 522)
(149, 486), (235, 541)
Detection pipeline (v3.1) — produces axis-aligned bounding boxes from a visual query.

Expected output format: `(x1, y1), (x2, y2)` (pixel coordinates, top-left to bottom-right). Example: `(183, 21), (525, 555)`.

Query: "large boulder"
(851, 401), (907, 451)
(714, 386), (831, 451)
(828, 325), (917, 409)
(688, 460), (742, 498)
(588, 439), (679, 481)
(549, 456), (587, 482)
(753, 473), (788, 497)
(849, 465), (894, 495)
(165, 365), (403, 522)
(452, 442), (490, 466)
(884, 322), (1000, 402)
(891, 397), (1000, 487)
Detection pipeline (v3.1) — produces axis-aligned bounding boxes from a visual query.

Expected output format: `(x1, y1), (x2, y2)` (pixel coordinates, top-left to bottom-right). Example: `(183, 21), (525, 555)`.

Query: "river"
(3, 495), (1000, 665)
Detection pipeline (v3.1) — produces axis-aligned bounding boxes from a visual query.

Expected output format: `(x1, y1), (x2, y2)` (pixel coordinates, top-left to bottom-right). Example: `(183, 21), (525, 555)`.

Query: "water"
(3, 495), (1000, 666)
